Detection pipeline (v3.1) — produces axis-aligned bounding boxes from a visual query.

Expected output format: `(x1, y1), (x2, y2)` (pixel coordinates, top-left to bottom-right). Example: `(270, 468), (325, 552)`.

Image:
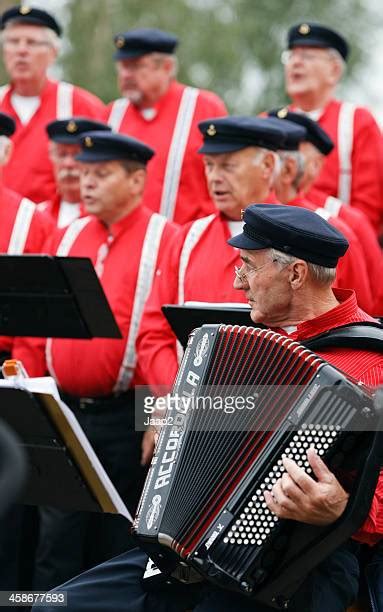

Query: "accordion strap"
(302, 322), (383, 353)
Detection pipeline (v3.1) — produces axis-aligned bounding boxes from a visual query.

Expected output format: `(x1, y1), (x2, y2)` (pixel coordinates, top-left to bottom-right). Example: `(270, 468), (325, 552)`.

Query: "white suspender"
(323, 195), (343, 218)
(56, 81), (74, 119)
(178, 214), (216, 304)
(176, 213), (215, 363)
(46, 216), (92, 379)
(0, 85), (10, 104)
(159, 87), (199, 221)
(113, 213), (167, 393)
(107, 98), (130, 131)
(337, 101), (356, 205)
(55, 216), (92, 256)
(314, 207), (331, 221)
(7, 198), (36, 254)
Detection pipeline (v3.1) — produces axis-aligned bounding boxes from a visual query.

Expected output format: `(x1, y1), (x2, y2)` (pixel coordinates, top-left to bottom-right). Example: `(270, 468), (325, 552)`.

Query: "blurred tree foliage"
(0, 0), (381, 114)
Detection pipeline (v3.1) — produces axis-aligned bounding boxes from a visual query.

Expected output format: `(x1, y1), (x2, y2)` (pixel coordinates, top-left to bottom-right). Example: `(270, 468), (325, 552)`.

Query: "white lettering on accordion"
(186, 370), (200, 387)
(154, 430), (181, 490)
(205, 522), (225, 550)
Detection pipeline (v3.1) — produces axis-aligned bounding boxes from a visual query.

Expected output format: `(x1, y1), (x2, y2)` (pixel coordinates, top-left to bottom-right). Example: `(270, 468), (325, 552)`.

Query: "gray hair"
(327, 47), (345, 78)
(268, 247), (336, 286)
(278, 150), (305, 190)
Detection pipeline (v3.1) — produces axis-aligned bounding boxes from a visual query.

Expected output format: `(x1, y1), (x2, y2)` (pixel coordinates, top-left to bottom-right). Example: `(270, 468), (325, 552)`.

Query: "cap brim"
(198, 142), (249, 154)
(113, 49), (148, 60)
(289, 38), (329, 49)
(75, 152), (120, 162)
(50, 136), (81, 144)
(228, 233), (270, 250)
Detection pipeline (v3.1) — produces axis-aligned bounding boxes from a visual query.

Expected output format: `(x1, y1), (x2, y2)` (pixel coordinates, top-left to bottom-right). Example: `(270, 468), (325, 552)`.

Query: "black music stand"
(162, 303), (256, 349)
(0, 255), (121, 338)
(0, 383), (132, 520)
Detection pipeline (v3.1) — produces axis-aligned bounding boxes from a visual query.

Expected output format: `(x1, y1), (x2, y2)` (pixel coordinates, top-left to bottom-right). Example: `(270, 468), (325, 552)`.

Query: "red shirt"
(105, 81), (227, 224)
(0, 186), (52, 252)
(274, 288), (383, 544)
(14, 206), (176, 393)
(0, 79), (105, 203)
(308, 188), (383, 316)
(0, 186), (53, 354)
(137, 212), (248, 390)
(299, 99), (383, 231)
(288, 193), (373, 313)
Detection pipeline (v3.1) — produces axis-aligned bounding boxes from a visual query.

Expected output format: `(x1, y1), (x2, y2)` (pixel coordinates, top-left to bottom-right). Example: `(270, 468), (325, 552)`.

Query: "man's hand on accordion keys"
(264, 447), (350, 526)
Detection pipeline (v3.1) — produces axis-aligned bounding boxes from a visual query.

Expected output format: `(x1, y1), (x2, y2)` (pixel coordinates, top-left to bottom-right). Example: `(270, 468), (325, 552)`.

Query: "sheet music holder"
(0, 377), (132, 522)
(162, 302), (256, 349)
(0, 255), (121, 338)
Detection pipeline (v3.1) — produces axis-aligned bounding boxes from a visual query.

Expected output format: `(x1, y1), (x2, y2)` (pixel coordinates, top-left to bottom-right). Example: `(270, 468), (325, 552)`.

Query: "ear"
(327, 56), (343, 86)
(161, 55), (175, 75)
(47, 46), (58, 67)
(280, 156), (298, 186)
(288, 260), (308, 289)
(129, 168), (146, 195)
(261, 151), (276, 179)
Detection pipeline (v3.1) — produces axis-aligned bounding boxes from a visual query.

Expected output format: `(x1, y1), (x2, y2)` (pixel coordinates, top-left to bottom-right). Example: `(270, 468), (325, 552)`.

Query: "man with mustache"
(42, 117), (111, 227)
(105, 28), (227, 224)
(283, 22), (383, 234)
(0, 5), (105, 203)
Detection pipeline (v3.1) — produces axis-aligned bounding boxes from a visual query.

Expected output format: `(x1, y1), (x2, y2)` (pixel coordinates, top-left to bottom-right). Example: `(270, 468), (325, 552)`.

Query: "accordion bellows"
(134, 324), (380, 606)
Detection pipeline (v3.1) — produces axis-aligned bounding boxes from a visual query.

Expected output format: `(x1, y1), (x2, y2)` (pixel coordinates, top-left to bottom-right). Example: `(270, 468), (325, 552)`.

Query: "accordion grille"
(159, 326), (324, 555)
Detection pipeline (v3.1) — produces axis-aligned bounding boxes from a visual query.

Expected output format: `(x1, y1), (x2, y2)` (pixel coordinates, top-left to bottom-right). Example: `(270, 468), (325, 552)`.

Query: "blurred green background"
(0, 0), (381, 114)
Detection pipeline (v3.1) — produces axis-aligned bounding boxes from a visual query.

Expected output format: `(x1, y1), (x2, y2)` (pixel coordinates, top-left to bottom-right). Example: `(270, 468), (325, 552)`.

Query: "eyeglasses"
(281, 49), (332, 65)
(3, 37), (51, 50)
(234, 259), (278, 283)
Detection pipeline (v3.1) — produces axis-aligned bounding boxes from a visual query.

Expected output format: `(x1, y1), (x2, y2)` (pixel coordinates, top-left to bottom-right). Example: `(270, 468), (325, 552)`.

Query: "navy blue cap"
(0, 112), (15, 137)
(228, 204), (349, 267)
(113, 28), (178, 60)
(1, 5), (62, 36)
(287, 22), (349, 61)
(268, 108), (334, 156)
(198, 116), (286, 154)
(76, 131), (154, 164)
(263, 116), (306, 151)
(46, 118), (111, 144)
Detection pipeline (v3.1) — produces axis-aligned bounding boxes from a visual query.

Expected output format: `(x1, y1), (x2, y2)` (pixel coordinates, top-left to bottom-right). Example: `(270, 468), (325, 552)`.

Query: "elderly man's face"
(203, 148), (273, 219)
(234, 249), (294, 326)
(49, 142), (81, 192)
(80, 160), (144, 225)
(284, 46), (338, 101)
(116, 53), (171, 105)
(2, 24), (57, 83)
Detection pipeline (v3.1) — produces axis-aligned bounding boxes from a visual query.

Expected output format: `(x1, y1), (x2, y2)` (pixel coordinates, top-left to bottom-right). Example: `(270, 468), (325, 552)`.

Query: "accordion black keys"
(134, 324), (383, 608)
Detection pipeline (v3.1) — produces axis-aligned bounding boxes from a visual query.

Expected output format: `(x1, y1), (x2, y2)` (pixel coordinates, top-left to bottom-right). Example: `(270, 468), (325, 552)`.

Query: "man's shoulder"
(176, 80), (227, 114)
(65, 82), (105, 112)
(328, 98), (379, 128)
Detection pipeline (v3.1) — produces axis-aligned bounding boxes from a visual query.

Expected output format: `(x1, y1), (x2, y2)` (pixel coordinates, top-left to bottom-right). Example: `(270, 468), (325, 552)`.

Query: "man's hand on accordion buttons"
(264, 447), (350, 525)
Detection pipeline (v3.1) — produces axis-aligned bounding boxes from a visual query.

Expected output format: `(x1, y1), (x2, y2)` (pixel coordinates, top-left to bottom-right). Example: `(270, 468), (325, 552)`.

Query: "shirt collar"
(100, 204), (145, 239)
(293, 288), (358, 338)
